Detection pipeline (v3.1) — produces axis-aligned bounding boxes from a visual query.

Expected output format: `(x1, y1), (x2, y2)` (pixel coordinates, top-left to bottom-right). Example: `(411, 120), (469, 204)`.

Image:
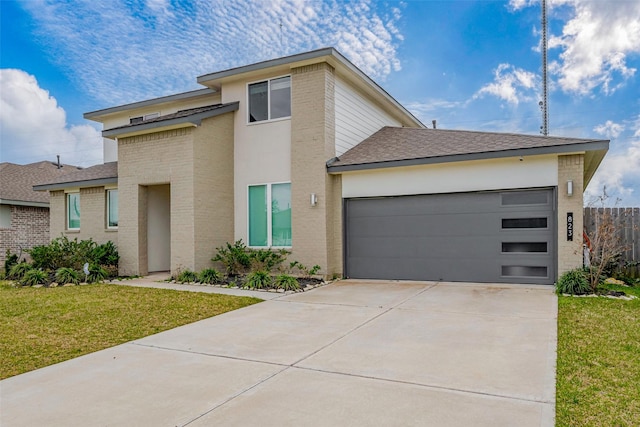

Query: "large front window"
(67, 192), (80, 230)
(107, 189), (118, 228)
(248, 76), (291, 123)
(248, 183), (291, 247)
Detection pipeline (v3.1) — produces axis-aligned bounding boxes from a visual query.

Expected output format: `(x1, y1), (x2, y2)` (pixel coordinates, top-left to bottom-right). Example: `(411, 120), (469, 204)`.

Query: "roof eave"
(0, 198), (49, 208)
(33, 177), (118, 192)
(327, 140), (610, 173)
(102, 102), (239, 139)
(84, 88), (218, 121)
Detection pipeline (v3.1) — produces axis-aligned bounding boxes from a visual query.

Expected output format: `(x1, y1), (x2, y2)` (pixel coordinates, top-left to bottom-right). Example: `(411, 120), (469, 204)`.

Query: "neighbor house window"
(0, 205), (11, 228)
(248, 76), (291, 123)
(248, 183), (291, 247)
(107, 189), (118, 229)
(67, 192), (80, 230)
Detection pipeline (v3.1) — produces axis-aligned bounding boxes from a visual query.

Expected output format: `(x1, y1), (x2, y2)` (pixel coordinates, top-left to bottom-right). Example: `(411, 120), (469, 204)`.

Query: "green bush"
(556, 268), (591, 295)
(91, 241), (119, 266)
(249, 248), (290, 272)
(245, 270), (272, 289)
(87, 265), (108, 284)
(4, 249), (19, 277)
(274, 274), (299, 291)
(28, 237), (118, 271)
(290, 261), (321, 278)
(21, 269), (48, 286)
(8, 262), (32, 280)
(198, 268), (222, 284)
(55, 267), (80, 285)
(176, 269), (197, 283)
(212, 240), (251, 276)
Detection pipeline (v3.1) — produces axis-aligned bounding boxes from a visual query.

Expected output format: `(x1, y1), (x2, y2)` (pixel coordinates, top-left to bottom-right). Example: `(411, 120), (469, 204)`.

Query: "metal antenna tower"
(541, 0), (549, 136)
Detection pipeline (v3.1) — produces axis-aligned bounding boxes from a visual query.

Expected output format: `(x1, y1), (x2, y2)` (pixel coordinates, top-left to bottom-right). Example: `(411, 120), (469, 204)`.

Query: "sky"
(1, 0), (639, 206)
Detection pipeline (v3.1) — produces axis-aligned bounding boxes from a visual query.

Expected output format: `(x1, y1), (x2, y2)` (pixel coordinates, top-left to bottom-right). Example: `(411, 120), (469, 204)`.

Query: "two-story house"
(35, 47), (608, 285)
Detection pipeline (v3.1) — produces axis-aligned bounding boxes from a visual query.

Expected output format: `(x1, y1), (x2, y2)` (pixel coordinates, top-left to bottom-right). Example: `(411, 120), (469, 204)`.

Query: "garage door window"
(502, 217), (548, 229)
(248, 183), (291, 247)
(502, 265), (548, 278)
(502, 242), (548, 253)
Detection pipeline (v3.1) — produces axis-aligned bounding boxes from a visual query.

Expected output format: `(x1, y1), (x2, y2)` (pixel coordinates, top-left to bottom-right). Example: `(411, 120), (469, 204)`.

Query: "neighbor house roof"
(33, 162), (118, 192)
(327, 127), (609, 184)
(101, 102), (240, 139)
(0, 161), (83, 207)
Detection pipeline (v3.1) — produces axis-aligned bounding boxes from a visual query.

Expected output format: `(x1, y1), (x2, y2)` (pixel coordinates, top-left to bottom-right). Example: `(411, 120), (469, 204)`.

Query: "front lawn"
(556, 285), (640, 426)
(0, 282), (262, 380)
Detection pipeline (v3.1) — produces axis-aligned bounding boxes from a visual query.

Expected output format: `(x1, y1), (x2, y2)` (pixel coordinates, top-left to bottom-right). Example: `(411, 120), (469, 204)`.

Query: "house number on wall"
(567, 212), (574, 241)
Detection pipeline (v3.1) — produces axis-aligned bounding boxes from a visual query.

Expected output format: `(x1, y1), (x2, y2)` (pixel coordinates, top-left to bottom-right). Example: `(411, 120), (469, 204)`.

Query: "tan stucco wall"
(48, 188), (118, 247)
(557, 154), (585, 276)
(291, 62), (342, 278)
(118, 115), (234, 276)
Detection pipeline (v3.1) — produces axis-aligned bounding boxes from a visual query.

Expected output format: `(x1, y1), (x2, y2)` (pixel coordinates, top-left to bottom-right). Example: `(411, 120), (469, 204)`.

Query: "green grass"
(556, 284), (640, 426)
(0, 281), (262, 380)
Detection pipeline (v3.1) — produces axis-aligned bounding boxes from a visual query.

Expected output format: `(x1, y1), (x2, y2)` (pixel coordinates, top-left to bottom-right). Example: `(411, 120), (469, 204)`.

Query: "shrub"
(21, 269), (48, 286)
(4, 249), (19, 276)
(556, 268), (591, 295)
(176, 269), (197, 283)
(8, 262), (32, 280)
(198, 268), (222, 284)
(212, 240), (251, 276)
(86, 265), (108, 283)
(55, 267), (80, 285)
(249, 248), (290, 272)
(290, 261), (321, 278)
(274, 274), (299, 291)
(91, 241), (119, 266)
(245, 270), (271, 289)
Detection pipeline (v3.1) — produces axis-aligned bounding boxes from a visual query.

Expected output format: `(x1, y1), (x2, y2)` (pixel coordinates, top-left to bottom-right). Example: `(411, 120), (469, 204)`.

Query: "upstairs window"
(248, 76), (291, 123)
(129, 112), (159, 124)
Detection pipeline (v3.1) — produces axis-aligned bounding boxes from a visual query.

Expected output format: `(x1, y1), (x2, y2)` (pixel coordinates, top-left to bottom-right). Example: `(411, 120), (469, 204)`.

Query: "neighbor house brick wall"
(0, 205), (49, 264)
(291, 62), (342, 278)
(557, 154), (584, 276)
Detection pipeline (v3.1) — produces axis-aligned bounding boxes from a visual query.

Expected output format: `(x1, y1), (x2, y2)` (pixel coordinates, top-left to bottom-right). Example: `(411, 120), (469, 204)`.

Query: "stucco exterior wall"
(341, 155), (559, 198)
(557, 154), (585, 275)
(221, 76), (292, 244)
(291, 62), (342, 278)
(0, 205), (50, 264)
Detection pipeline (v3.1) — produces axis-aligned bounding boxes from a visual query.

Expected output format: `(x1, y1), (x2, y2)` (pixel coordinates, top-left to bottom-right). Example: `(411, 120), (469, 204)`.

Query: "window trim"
(106, 189), (118, 230)
(66, 192), (80, 231)
(247, 181), (292, 248)
(246, 75), (291, 124)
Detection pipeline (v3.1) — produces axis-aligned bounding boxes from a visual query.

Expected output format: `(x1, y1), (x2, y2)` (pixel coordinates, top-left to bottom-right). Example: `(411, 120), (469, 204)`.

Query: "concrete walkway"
(1, 280), (557, 426)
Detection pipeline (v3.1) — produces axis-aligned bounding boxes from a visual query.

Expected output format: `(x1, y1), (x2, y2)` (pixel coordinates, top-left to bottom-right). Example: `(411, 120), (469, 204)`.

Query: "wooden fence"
(584, 207), (639, 277)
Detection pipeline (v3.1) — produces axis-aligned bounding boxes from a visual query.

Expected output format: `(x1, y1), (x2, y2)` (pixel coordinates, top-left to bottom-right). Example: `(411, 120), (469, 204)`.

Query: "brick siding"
(0, 205), (50, 264)
(557, 154), (585, 275)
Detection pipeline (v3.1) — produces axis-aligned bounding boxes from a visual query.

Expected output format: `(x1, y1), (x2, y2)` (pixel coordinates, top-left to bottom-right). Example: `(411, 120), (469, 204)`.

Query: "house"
(34, 47), (608, 285)
(0, 161), (82, 263)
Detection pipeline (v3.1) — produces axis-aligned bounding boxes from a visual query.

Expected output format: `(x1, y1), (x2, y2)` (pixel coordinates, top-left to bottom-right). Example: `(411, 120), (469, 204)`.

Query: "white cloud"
(18, 0), (403, 106)
(0, 69), (102, 166)
(512, 0), (640, 95)
(473, 63), (538, 105)
(585, 138), (640, 205)
(593, 120), (624, 139)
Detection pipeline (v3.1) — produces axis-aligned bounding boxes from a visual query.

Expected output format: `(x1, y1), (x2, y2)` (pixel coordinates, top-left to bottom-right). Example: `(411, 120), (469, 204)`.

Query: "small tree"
(584, 188), (632, 292)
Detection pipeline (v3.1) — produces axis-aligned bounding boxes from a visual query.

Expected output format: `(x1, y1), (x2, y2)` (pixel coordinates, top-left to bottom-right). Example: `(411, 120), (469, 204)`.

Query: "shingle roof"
(0, 161), (83, 205)
(328, 127), (609, 171)
(33, 162), (118, 191)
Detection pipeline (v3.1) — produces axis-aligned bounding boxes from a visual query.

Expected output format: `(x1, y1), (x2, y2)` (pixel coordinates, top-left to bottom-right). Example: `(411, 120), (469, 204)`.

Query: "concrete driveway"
(1, 280), (557, 426)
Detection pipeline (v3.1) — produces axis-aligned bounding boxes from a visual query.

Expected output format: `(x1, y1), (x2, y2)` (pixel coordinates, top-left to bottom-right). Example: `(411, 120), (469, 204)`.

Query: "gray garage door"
(344, 189), (556, 285)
